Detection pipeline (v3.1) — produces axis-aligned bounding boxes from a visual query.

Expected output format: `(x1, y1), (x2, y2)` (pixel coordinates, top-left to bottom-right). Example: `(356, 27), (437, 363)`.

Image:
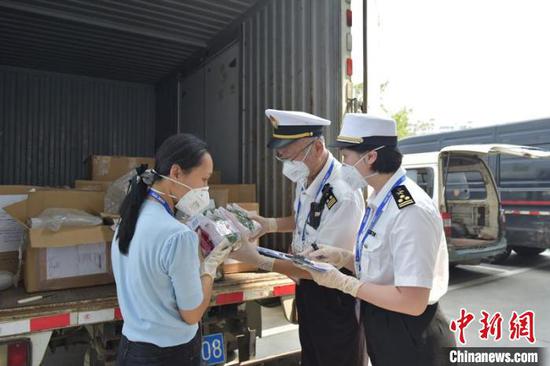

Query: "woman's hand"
(201, 239), (233, 279)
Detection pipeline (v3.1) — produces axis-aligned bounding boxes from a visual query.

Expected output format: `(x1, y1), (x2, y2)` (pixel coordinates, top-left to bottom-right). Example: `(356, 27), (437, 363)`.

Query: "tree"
(379, 82), (411, 139)
(392, 107), (412, 139)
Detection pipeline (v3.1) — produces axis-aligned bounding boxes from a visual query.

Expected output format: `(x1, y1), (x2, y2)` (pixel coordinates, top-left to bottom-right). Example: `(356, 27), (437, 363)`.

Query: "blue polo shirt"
(112, 199), (203, 347)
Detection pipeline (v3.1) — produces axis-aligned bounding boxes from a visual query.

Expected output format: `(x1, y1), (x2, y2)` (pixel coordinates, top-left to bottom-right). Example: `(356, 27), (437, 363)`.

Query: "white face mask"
(341, 146), (385, 190)
(159, 174), (211, 217)
(281, 144), (313, 183)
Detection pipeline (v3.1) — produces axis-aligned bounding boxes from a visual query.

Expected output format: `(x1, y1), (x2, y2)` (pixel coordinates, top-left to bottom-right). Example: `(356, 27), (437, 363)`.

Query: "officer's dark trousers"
(361, 301), (456, 366)
(296, 276), (364, 366)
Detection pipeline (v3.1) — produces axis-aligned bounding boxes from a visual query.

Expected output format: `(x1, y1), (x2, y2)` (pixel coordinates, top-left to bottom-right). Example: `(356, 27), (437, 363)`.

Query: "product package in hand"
(187, 204), (262, 257)
(188, 209), (241, 257)
(225, 204), (262, 237)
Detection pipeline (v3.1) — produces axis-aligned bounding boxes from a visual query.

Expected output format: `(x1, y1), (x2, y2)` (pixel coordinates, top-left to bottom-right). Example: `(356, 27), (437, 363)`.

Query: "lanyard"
(355, 175), (406, 275)
(148, 189), (174, 216)
(296, 160), (335, 243)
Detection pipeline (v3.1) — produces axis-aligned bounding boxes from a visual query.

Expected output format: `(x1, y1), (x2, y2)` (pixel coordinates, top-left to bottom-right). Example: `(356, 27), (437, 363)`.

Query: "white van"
(402, 144), (550, 265)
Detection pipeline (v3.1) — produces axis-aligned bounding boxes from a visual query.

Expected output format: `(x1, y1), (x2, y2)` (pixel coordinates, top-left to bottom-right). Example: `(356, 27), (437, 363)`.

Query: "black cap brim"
(328, 140), (357, 149)
(267, 138), (298, 150)
(330, 136), (398, 149)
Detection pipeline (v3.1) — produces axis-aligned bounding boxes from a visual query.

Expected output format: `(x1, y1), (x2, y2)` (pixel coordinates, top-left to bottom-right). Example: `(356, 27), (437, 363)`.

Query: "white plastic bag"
(30, 208), (102, 231)
(104, 170), (135, 214)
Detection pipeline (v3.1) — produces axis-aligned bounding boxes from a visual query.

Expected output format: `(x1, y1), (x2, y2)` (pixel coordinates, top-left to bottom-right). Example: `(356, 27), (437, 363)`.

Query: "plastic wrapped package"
(224, 204), (262, 238)
(197, 228), (216, 257)
(187, 211), (241, 257)
(104, 170), (135, 214)
(30, 208), (102, 231)
(204, 209), (241, 244)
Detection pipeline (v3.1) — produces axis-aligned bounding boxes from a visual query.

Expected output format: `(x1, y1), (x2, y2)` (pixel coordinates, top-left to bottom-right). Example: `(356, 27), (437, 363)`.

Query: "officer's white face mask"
(281, 143), (313, 183)
(158, 174), (211, 216)
(341, 146), (385, 190)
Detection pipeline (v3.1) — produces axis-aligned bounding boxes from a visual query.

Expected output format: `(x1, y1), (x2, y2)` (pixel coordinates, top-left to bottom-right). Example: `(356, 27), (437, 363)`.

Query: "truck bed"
(0, 272), (295, 332)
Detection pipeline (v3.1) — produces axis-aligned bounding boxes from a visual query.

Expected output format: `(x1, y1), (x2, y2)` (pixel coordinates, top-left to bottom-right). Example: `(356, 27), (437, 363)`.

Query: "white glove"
(229, 239), (275, 272)
(201, 239), (233, 279)
(247, 213), (278, 241)
(301, 244), (354, 269)
(294, 262), (363, 297)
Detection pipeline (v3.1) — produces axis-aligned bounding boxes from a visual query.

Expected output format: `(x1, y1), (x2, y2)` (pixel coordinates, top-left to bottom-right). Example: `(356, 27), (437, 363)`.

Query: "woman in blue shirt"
(112, 134), (232, 366)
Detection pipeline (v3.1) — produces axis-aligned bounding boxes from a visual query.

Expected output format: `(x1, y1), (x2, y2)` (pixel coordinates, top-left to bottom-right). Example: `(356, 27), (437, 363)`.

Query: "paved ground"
(254, 250), (550, 364)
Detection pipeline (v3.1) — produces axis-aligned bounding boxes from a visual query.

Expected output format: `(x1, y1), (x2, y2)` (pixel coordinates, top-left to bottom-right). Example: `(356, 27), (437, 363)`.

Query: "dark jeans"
(116, 329), (202, 366)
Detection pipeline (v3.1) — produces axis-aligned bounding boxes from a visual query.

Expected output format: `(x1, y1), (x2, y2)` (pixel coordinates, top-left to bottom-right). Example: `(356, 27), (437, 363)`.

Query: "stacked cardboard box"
(210, 184), (256, 203)
(4, 190), (114, 293)
(89, 155), (155, 182)
(74, 180), (113, 191)
(209, 171), (222, 185)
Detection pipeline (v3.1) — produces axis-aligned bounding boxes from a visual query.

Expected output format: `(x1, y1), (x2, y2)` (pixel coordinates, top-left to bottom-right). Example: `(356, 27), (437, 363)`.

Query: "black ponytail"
(116, 133), (209, 255)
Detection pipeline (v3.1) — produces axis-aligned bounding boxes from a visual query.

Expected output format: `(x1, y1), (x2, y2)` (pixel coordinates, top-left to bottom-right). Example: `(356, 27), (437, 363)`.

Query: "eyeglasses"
(274, 139), (317, 163)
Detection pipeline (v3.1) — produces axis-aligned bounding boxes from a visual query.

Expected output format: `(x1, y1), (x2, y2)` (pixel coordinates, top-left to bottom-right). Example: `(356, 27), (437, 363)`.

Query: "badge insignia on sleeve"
(322, 184), (338, 210)
(326, 193), (338, 209)
(392, 185), (415, 209)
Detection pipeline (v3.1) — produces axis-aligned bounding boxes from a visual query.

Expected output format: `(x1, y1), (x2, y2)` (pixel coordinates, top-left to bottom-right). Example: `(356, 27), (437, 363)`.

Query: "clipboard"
(257, 247), (331, 272)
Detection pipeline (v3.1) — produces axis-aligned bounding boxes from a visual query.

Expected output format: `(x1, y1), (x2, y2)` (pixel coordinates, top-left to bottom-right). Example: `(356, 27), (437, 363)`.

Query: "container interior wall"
(242, 0), (342, 250)
(179, 42), (241, 184)
(155, 76), (179, 149)
(0, 66), (156, 187)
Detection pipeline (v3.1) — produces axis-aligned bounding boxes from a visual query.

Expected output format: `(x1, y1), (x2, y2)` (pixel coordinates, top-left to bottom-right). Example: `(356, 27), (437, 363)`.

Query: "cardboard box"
(75, 180), (113, 191)
(210, 184), (256, 203)
(90, 155), (155, 182)
(210, 171), (222, 185)
(223, 202), (260, 274)
(209, 188), (229, 208)
(4, 190), (114, 292)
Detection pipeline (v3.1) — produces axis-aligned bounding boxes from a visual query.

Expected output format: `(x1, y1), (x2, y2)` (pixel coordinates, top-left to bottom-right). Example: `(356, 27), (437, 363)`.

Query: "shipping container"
(0, 1), (355, 364)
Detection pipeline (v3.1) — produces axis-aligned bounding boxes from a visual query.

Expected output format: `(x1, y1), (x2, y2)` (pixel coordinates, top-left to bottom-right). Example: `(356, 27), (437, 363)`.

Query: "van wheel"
(511, 246), (546, 256)
(485, 247), (512, 264)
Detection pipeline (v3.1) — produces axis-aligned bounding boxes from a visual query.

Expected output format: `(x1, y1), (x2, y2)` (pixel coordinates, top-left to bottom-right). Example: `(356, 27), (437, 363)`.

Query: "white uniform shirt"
(291, 152), (365, 254)
(357, 167), (449, 304)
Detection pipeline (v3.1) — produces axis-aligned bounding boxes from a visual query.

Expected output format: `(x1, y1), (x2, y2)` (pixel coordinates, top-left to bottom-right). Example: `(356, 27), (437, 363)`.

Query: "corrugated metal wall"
(0, 66), (156, 187)
(241, 0), (342, 250)
(155, 76), (179, 149)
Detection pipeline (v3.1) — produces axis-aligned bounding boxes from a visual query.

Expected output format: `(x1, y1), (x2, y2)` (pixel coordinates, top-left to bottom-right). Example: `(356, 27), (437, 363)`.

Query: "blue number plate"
(202, 333), (225, 365)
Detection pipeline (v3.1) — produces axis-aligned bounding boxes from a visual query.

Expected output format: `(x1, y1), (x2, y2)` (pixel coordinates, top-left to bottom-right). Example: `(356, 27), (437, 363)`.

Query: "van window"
(445, 171), (487, 200)
(406, 168), (434, 197)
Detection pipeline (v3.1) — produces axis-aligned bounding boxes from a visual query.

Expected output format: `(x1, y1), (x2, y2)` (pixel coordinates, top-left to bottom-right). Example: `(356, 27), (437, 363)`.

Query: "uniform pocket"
(363, 235), (385, 279)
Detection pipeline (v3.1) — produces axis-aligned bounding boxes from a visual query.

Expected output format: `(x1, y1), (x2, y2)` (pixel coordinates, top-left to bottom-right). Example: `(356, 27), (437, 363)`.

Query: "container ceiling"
(0, 0), (257, 83)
